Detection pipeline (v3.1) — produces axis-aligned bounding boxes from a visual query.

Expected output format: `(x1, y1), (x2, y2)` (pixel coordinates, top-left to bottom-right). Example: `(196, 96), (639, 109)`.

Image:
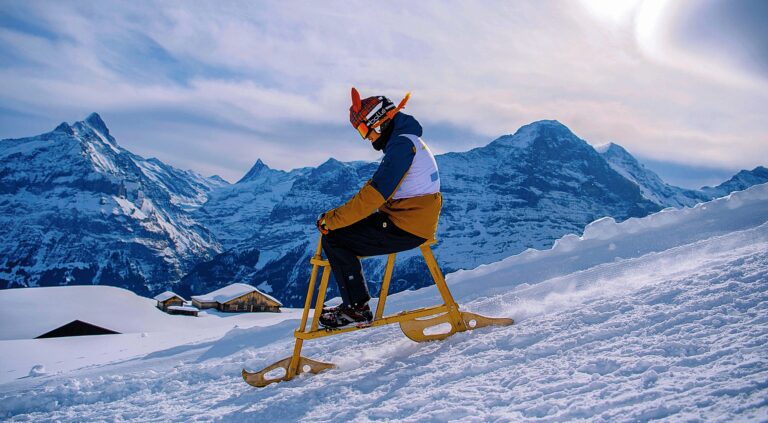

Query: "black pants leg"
(321, 213), (427, 307)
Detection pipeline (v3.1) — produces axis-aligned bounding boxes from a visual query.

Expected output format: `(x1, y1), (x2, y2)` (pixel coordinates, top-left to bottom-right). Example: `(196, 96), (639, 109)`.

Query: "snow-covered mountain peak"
(721, 166), (768, 186)
(489, 119), (580, 151)
(600, 142), (641, 167)
(593, 142), (610, 154)
(53, 122), (74, 135)
(518, 119), (573, 138)
(526, 119), (568, 129)
(596, 142), (627, 156)
(83, 112), (113, 142)
(306, 158), (359, 183)
(597, 142), (708, 208)
(59, 113), (119, 151)
(0, 112), (223, 292)
(237, 159), (274, 184)
(317, 157), (345, 169)
(702, 165), (768, 197)
(208, 175), (230, 185)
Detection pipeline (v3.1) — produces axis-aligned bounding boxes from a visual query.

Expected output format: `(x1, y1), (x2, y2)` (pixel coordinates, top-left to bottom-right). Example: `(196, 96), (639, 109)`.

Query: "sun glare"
(579, 0), (643, 25)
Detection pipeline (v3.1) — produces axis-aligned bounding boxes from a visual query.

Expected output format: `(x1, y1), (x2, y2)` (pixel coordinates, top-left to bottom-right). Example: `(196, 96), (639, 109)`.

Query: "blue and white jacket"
(324, 112), (442, 240)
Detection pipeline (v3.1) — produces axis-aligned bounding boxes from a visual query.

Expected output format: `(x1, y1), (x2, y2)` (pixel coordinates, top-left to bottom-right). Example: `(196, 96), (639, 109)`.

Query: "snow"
(192, 282), (283, 306)
(1, 184), (767, 421)
(0, 286), (163, 340)
(0, 286), (302, 384)
(27, 365), (46, 378)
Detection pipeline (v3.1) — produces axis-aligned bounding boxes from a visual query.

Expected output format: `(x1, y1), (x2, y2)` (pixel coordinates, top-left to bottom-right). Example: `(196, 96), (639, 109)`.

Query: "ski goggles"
(356, 121), (384, 139)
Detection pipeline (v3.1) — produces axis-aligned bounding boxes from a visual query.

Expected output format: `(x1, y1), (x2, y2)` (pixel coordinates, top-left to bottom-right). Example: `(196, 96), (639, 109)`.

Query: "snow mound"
(27, 365), (45, 378)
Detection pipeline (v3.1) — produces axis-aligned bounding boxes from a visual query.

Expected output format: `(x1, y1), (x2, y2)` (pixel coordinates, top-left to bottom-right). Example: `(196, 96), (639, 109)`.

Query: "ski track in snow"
(2, 221), (768, 422)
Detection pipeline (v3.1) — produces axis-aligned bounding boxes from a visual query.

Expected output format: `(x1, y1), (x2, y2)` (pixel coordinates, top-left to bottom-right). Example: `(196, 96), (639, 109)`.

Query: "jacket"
(323, 112), (442, 240)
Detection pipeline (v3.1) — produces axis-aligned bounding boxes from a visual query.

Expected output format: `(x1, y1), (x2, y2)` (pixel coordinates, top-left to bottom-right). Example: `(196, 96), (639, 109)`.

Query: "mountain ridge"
(0, 114), (225, 292)
(182, 118), (767, 306)
(3, 114), (767, 307)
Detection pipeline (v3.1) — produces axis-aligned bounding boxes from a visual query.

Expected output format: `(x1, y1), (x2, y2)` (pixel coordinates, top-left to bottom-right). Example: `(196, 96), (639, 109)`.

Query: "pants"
(321, 212), (427, 307)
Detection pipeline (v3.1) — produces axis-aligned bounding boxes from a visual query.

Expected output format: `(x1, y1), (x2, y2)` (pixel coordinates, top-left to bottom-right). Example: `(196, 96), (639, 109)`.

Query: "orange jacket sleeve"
(323, 181), (386, 230)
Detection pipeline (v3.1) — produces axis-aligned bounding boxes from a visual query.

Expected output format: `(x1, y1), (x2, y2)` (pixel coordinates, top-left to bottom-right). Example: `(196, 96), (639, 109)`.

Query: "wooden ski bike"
(243, 235), (513, 387)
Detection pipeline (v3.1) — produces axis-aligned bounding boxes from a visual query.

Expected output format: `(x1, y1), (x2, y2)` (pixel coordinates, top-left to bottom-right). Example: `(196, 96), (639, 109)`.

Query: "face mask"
(371, 119), (394, 151)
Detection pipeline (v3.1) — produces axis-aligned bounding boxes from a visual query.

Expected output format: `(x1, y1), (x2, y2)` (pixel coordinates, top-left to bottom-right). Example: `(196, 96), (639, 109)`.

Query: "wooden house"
(154, 291), (185, 312)
(192, 283), (282, 313)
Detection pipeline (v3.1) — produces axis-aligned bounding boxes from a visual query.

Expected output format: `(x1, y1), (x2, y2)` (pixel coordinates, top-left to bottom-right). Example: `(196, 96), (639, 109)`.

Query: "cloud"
(635, 0), (768, 90)
(0, 0), (766, 184)
(671, 0), (768, 74)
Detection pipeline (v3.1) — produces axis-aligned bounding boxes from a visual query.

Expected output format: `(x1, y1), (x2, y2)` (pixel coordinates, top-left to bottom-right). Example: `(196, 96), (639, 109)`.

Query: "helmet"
(349, 87), (410, 142)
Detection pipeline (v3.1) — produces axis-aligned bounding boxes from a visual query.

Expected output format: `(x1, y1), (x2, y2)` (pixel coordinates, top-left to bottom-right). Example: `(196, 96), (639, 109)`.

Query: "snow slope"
(1, 184), (767, 421)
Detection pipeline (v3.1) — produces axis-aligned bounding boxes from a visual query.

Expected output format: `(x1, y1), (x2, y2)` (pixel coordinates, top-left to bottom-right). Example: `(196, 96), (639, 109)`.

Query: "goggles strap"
(371, 92), (411, 130)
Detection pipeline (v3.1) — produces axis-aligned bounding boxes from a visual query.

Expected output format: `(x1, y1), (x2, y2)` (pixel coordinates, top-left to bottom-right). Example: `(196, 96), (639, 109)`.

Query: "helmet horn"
(351, 87), (362, 112)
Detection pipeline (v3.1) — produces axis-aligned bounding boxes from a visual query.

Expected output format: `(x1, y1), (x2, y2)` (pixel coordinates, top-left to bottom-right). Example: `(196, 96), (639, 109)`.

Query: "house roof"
(153, 291), (185, 302)
(36, 319), (120, 339)
(191, 283), (283, 306)
(167, 305), (199, 312)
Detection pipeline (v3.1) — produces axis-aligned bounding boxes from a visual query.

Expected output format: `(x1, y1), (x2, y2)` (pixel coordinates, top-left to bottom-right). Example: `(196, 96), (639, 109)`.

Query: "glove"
(316, 213), (329, 235)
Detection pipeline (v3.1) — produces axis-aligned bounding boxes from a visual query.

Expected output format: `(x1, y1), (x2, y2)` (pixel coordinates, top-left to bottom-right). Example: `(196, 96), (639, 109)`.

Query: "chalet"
(191, 283), (282, 313)
(36, 320), (120, 338)
(154, 291), (185, 311)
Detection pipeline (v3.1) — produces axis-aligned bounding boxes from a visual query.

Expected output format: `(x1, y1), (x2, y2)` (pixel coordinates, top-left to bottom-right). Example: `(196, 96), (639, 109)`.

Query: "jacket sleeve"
(324, 136), (416, 230)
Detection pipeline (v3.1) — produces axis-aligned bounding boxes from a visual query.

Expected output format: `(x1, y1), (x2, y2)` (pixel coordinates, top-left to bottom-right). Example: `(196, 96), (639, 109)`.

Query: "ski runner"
(316, 88), (442, 328)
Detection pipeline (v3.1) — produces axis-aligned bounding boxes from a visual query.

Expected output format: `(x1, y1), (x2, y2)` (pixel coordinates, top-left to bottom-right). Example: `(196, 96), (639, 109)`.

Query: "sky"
(0, 0), (766, 188)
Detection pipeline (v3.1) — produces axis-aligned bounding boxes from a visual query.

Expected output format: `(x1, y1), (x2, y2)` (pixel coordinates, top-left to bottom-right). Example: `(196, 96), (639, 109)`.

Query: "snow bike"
(242, 236), (514, 387)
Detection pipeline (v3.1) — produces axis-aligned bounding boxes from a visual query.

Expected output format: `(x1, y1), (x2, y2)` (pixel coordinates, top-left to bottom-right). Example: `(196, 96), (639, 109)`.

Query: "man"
(316, 87), (442, 328)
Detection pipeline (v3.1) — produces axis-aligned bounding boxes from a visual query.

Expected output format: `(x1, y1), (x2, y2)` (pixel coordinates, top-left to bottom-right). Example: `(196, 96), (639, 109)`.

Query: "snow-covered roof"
(167, 306), (199, 312)
(191, 283), (282, 306)
(153, 291), (185, 302)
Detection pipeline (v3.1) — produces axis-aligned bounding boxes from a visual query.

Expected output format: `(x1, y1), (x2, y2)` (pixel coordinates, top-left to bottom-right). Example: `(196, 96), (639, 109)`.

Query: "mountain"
(434, 121), (659, 269)
(193, 159), (309, 249)
(702, 166), (768, 198)
(0, 113), (224, 293)
(184, 120), (663, 305)
(3, 114), (766, 307)
(598, 144), (768, 207)
(183, 158), (378, 305)
(597, 142), (708, 208)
